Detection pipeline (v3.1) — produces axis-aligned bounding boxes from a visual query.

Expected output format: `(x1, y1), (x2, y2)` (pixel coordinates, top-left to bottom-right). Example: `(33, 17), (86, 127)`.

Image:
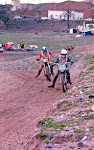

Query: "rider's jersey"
(55, 54), (71, 67)
(38, 50), (52, 60)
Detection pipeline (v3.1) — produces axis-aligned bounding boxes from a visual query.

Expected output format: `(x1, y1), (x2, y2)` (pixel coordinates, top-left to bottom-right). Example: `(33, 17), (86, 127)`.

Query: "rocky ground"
(0, 39), (94, 150)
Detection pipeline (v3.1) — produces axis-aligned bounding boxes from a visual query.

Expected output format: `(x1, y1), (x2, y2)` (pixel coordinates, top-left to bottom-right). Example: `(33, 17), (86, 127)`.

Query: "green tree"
(38, 10), (41, 20)
(64, 9), (73, 29)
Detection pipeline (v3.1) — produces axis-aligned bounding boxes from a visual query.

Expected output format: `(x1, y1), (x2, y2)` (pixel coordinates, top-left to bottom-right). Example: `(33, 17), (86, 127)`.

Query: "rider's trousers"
(52, 69), (71, 86)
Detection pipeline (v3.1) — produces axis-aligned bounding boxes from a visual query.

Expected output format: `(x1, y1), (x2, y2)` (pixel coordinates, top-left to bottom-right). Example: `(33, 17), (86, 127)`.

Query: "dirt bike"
(42, 58), (51, 81)
(54, 62), (71, 92)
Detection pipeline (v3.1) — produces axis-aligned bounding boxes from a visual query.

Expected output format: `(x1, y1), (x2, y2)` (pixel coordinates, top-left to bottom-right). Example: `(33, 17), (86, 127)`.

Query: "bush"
(36, 133), (47, 139)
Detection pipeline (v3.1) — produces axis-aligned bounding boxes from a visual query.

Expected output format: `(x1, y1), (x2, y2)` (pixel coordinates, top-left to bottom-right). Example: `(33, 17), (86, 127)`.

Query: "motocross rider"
(48, 49), (73, 88)
(35, 46), (54, 81)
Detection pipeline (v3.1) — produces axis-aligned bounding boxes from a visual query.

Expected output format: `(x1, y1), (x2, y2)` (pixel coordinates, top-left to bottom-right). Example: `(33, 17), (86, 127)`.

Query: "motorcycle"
(42, 58), (51, 81)
(54, 62), (71, 92)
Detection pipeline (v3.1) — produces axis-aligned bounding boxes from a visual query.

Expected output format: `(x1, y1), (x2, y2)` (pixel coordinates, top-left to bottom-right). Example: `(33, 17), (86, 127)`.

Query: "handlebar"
(52, 62), (72, 66)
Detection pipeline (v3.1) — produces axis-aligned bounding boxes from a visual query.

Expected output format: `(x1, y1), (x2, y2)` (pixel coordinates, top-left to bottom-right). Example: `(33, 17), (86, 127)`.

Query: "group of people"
(35, 46), (73, 88)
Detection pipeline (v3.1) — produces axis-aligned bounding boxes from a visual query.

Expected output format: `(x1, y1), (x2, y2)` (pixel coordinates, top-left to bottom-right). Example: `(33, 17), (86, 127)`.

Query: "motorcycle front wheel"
(60, 73), (67, 92)
(46, 66), (51, 81)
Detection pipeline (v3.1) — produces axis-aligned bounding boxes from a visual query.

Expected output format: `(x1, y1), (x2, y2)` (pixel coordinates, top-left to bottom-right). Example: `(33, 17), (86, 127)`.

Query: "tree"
(37, 10), (41, 20)
(64, 9), (73, 29)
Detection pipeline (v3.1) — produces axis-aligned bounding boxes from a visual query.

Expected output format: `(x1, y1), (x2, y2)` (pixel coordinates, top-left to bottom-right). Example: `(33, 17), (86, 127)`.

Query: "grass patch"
(82, 86), (89, 89)
(61, 108), (69, 111)
(1, 31), (94, 51)
(89, 127), (94, 133)
(57, 100), (79, 109)
(84, 109), (93, 115)
(88, 66), (94, 70)
(84, 54), (94, 66)
(81, 102), (93, 108)
(57, 101), (68, 108)
(39, 118), (79, 130)
(84, 91), (94, 95)
(74, 128), (85, 133)
(75, 128), (86, 141)
(39, 118), (53, 127)
(36, 133), (48, 139)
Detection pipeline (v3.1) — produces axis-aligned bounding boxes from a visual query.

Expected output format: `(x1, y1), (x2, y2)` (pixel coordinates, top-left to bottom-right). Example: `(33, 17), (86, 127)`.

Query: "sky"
(0, 0), (84, 5)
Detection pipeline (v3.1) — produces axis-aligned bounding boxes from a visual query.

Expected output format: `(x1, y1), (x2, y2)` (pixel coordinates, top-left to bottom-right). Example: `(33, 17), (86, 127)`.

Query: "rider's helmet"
(61, 49), (67, 55)
(42, 46), (47, 52)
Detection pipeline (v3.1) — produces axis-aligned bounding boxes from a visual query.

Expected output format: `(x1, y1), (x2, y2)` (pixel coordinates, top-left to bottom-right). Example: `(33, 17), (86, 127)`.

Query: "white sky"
(0, 0), (84, 5)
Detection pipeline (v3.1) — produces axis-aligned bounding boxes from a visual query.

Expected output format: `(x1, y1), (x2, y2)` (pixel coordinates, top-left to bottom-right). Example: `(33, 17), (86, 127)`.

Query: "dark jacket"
(55, 54), (72, 67)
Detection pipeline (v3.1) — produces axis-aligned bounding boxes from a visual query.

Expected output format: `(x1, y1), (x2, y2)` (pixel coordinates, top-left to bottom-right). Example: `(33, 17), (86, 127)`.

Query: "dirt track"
(0, 69), (64, 149)
(0, 47), (92, 150)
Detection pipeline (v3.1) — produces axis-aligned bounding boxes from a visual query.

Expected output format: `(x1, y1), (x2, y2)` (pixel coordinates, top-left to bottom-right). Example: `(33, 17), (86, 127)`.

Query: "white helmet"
(61, 49), (67, 55)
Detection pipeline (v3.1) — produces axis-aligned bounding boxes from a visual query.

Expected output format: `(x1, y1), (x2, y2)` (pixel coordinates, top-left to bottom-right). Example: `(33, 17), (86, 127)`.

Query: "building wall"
(70, 11), (83, 20)
(48, 10), (83, 20)
(11, 0), (21, 11)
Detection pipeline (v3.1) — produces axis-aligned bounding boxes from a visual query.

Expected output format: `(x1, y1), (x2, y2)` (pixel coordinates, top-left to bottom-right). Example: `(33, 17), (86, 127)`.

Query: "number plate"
(43, 58), (48, 62)
(58, 64), (66, 71)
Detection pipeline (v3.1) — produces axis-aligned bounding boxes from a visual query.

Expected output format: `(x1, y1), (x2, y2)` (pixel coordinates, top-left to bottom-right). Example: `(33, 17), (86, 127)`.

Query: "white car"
(14, 16), (22, 19)
(27, 45), (38, 51)
(0, 44), (4, 53)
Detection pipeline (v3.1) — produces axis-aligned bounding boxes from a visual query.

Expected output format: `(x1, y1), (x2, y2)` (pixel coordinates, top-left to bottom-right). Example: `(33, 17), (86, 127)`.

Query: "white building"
(48, 10), (83, 20)
(11, 0), (21, 11)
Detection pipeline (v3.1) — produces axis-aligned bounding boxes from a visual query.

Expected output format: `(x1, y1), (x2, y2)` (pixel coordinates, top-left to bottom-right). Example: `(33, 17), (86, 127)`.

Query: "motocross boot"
(68, 78), (72, 84)
(48, 75), (57, 88)
(47, 78), (51, 82)
(67, 76), (72, 84)
(67, 72), (72, 85)
(48, 84), (54, 88)
(35, 70), (41, 78)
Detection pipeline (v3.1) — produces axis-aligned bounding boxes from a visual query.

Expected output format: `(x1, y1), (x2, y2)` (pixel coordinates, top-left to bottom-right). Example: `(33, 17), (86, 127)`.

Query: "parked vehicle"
(4, 42), (15, 50)
(79, 31), (93, 36)
(43, 58), (51, 81)
(0, 44), (4, 53)
(27, 45), (38, 51)
(18, 43), (26, 50)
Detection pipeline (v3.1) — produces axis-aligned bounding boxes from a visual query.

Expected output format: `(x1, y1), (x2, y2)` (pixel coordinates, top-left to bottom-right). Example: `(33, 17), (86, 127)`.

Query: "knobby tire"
(60, 73), (67, 92)
(46, 66), (51, 80)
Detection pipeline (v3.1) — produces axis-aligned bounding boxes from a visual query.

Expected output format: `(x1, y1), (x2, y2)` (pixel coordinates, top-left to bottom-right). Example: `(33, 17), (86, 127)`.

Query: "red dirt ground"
(0, 70), (65, 149)
(0, 47), (93, 150)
